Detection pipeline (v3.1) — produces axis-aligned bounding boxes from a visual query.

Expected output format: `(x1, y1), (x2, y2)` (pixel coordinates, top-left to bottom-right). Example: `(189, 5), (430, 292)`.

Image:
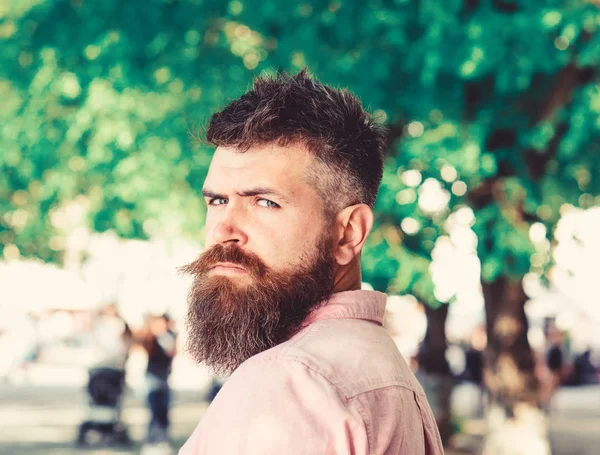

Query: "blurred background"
(1, 0), (599, 454)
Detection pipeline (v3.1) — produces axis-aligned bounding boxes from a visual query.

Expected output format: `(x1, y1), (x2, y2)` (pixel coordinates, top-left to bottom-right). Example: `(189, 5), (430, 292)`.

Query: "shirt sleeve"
(180, 357), (369, 455)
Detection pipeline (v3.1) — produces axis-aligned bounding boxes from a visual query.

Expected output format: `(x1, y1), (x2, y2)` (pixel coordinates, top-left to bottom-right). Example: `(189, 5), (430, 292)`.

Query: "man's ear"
(334, 204), (374, 266)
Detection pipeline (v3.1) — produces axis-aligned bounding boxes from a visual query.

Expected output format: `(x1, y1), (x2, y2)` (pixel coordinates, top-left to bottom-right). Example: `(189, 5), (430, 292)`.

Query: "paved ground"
(0, 384), (206, 455)
(1, 382), (599, 455)
(449, 384), (600, 455)
(545, 385), (600, 455)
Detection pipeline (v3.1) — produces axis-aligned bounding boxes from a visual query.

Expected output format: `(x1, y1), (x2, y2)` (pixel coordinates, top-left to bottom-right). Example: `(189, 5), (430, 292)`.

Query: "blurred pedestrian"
(178, 71), (443, 454)
(460, 325), (487, 417)
(462, 325), (486, 386)
(540, 325), (567, 410)
(546, 327), (565, 386)
(569, 349), (599, 386)
(90, 303), (132, 370)
(142, 313), (177, 445)
(77, 303), (132, 446)
(205, 374), (226, 403)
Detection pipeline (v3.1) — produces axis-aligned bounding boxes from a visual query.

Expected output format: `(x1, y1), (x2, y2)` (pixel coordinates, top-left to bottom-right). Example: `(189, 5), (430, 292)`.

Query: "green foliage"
(1, 0), (599, 306)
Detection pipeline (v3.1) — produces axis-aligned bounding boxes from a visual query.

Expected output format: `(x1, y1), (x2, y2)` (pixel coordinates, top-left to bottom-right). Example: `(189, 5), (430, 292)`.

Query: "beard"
(180, 235), (335, 376)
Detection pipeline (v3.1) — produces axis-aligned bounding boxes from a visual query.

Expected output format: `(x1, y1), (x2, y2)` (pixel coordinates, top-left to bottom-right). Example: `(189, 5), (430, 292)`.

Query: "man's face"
(202, 143), (328, 274)
(182, 143), (337, 375)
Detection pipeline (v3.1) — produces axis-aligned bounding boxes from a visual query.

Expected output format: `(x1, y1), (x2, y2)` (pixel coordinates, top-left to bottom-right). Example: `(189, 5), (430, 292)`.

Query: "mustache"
(179, 244), (267, 278)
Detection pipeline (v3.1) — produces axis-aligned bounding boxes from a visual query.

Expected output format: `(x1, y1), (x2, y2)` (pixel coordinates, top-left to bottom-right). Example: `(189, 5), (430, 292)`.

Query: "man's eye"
(257, 199), (280, 208)
(209, 198), (228, 206)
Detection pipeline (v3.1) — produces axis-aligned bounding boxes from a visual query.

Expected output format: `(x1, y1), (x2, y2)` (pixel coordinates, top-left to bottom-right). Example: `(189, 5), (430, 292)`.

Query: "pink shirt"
(180, 290), (444, 455)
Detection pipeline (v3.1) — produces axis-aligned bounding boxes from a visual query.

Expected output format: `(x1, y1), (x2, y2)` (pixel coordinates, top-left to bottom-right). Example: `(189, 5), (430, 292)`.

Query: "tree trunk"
(417, 304), (454, 446)
(481, 276), (550, 455)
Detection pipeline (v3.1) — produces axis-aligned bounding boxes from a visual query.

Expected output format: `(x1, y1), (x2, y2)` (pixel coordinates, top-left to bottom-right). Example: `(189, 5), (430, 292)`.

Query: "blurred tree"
(416, 304), (453, 444)
(1, 0), (245, 262)
(2, 0), (599, 452)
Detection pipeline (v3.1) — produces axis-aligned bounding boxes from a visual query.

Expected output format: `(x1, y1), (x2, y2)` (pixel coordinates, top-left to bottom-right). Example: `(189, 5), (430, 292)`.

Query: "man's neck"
(332, 260), (362, 293)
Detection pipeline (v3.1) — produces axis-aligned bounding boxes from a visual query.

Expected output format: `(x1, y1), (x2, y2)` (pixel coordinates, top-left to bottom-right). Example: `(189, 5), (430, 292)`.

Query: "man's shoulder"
(209, 348), (354, 420)
(184, 339), (370, 455)
(273, 318), (422, 399)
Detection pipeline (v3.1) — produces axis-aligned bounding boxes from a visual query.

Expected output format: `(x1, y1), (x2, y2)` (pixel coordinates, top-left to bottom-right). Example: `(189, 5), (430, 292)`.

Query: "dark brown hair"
(205, 70), (386, 211)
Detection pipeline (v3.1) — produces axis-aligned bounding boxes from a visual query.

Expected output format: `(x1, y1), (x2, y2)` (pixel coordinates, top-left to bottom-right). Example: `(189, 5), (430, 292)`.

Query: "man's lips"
(211, 262), (248, 275)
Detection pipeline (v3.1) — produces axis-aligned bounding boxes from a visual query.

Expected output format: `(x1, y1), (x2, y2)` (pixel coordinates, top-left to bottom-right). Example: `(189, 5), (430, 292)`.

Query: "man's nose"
(210, 208), (248, 246)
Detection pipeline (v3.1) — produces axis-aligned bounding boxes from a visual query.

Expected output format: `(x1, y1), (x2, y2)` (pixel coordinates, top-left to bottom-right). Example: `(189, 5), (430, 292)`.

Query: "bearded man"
(179, 70), (444, 455)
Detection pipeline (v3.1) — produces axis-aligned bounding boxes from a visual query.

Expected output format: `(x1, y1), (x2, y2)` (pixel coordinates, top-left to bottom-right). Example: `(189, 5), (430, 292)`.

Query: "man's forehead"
(204, 144), (314, 190)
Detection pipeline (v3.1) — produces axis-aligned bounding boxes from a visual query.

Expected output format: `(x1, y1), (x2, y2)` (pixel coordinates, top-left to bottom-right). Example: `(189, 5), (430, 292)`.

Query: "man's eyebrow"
(201, 189), (224, 200)
(237, 187), (288, 200)
(202, 187), (289, 202)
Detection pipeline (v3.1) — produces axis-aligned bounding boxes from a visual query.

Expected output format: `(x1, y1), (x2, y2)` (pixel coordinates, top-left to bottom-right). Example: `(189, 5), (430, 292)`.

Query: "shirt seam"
(345, 380), (425, 400)
(279, 352), (423, 398)
(413, 390), (445, 454)
(348, 395), (373, 455)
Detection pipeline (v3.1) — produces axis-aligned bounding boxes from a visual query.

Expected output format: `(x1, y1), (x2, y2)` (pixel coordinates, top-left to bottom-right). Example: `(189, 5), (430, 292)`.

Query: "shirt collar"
(302, 290), (387, 328)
